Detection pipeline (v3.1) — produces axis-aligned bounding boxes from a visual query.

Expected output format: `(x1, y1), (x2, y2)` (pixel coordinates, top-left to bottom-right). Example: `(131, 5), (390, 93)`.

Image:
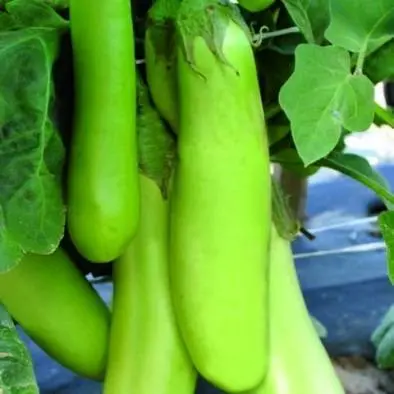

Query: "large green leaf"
(325, 0), (394, 55)
(0, 0), (68, 9)
(279, 44), (374, 165)
(0, 305), (38, 393)
(3, 0), (68, 28)
(281, 0), (330, 44)
(364, 39), (394, 83)
(0, 4), (67, 271)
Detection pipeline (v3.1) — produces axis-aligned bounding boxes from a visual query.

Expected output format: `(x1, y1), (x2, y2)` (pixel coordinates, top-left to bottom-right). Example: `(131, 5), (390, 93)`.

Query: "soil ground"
(333, 357), (394, 394)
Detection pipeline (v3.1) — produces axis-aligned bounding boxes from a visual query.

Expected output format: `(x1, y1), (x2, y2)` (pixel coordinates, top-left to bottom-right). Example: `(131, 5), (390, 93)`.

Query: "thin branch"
(374, 102), (394, 128)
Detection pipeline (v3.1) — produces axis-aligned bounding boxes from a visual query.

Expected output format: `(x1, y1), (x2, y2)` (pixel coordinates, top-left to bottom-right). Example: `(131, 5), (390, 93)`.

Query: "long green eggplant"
(68, 0), (139, 262)
(0, 249), (110, 380)
(249, 224), (345, 394)
(104, 175), (196, 394)
(145, 0), (179, 132)
(169, 1), (271, 391)
(238, 0), (274, 12)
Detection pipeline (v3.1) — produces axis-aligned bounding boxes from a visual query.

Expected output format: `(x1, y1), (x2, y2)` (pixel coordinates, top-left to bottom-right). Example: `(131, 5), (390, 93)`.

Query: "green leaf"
(1, 0), (68, 10)
(375, 327), (394, 369)
(137, 76), (176, 198)
(281, 0), (330, 44)
(0, 28), (65, 271)
(372, 305), (394, 368)
(0, 208), (23, 273)
(364, 39), (394, 84)
(325, 0), (394, 55)
(4, 0), (68, 29)
(378, 212), (394, 284)
(279, 44), (375, 165)
(0, 304), (39, 393)
(372, 306), (394, 347)
(6, 173), (65, 253)
(320, 152), (394, 208)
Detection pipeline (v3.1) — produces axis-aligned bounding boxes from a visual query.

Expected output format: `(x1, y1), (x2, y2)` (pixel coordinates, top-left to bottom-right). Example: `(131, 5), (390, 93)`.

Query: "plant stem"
(320, 156), (394, 206)
(354, 45), (367, 75)
(374, 102), (394, 128)
(252, 26), (300, 47)
(261, 26), (300, 39)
